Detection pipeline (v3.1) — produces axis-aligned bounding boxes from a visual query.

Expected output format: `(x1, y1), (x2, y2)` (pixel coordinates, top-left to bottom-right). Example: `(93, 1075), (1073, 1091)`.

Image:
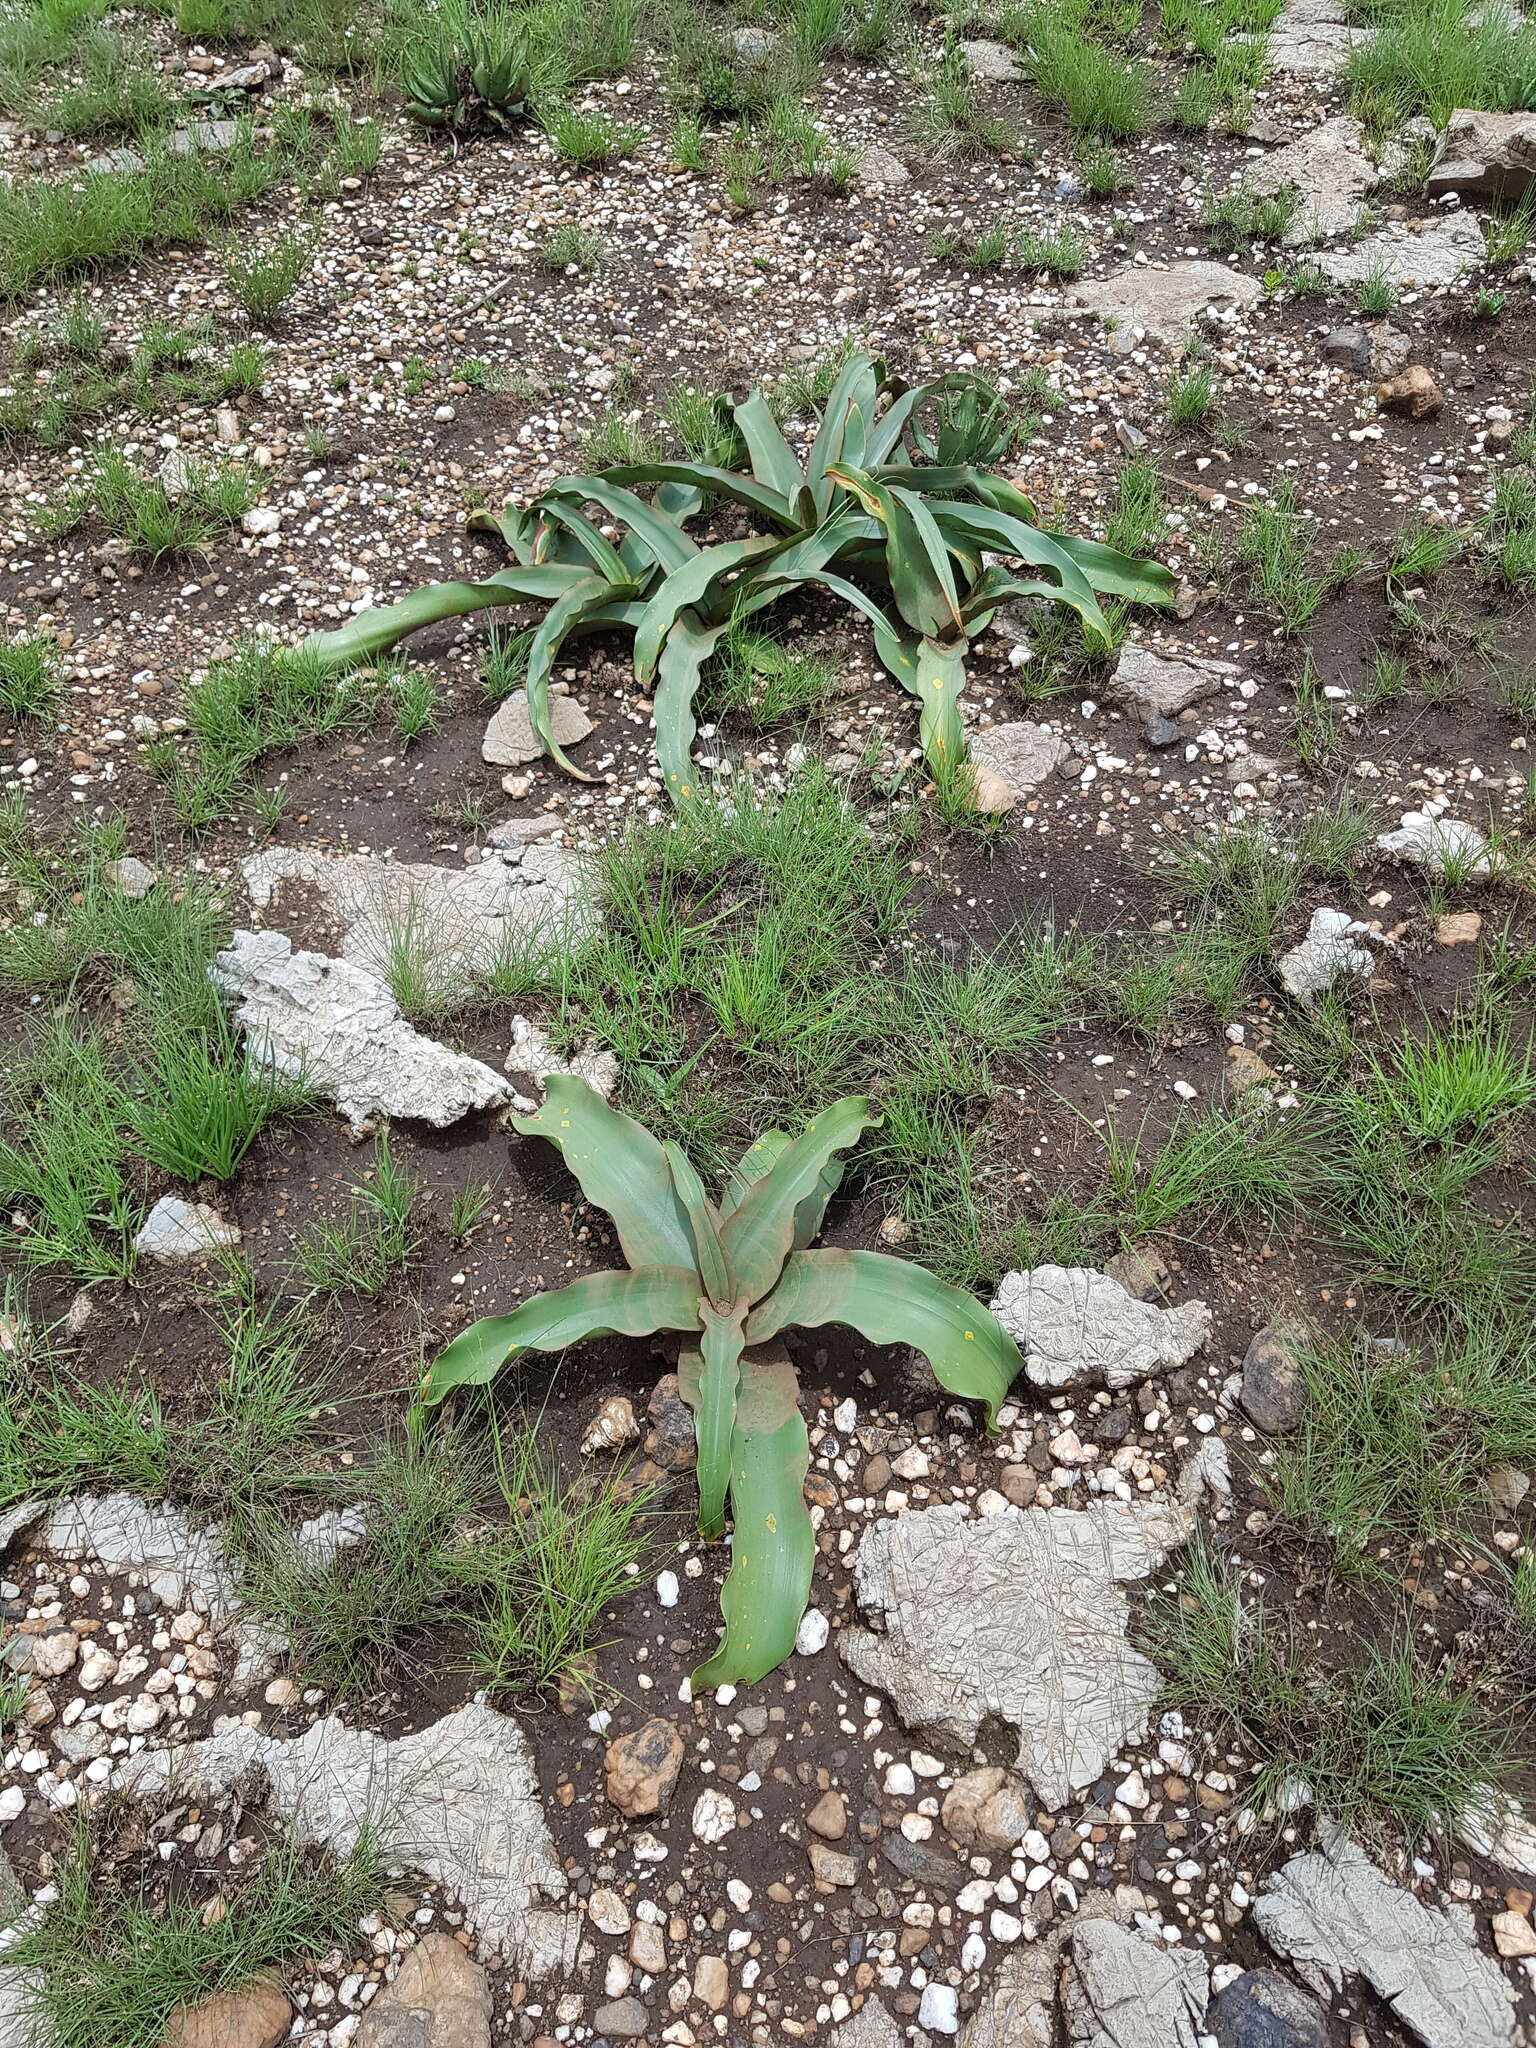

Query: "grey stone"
(970, 721), (1068, 807)
(1245, 116), (1375, 243)
(1070, 262), (1264, 347)
(1112, 645), (1236, 717)
(941, 1767), (1032, 1851)
(1426, 110), (1536, 203)
(1101, 1244), (1169, 1300)
(1064, 1921), (1209, 2048)
(504, 1014), (619, 1100)
(485, 814), (564, 847)
(1459, 1788), (1536, 1875)
(1321, 325), (1372, 374)
(135, 1196), (240, 1262)
(730, 25), (778, 61)
(1276, 908), (1377, 1002)
(1140, 713), (1181, 748)
(40, 1492), (282, 1686)
(0, 1968), (46, 2048)
(841, 1498), (1189, 1804)
(1240, 1326), (1309, 1433)
(855, 143), (909, 188)
(828, 2003), (904, 2048)
(242, 839), (595, 996)
(878, 1832), (967, 1891)
(291, 1505), (368, 1568)
(960, 1887), (1150, 2048)
(1316, 215), (1485, 290)
(1252, 1829), (1518, 2046)
(1375, 810), (1492, 878)
(1207, 1969), (1328, 2048)
(89, 119), (240, 170)
(104, 855), (156, 898)
(355, 1934), (492, 2048)
(1267, 0), (1368, 75)
(592, 1997), (651, 2038)
(482, 690), (593, 768)
(960, 37), (1021, 80)
(989, 1264), (1212, 1393)
(212, 930), (513, 1136)
(113, 1702), (576, 1975)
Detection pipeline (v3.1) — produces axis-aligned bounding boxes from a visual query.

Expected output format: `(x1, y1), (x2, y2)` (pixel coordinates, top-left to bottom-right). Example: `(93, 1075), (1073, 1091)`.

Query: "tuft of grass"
(926, 215), (1014, 271)
(0, 632), (60, 720)
(1356, 256), (1397, 317)
(1097, 1103), (1304, 1243)
(543, 101), (639, 164)
(1013, 222), (1086, 276)
(703, 622), (840, 725)
(578, 401), (661, 468)
(1484, 468), (1536, 588)
(1104, 457), (1165, 557)
(1015, 0), (1151, 137)
(542, 220), (607, 270)
(915, 34), (1010, 158)
(1165, 360), (1216, 429)
(294, 1127), (419, 1295)
(1237, 478), (1351, 634)
(1203, 182), (1298, 249)
(43, 448), (257, 562)
(218, 220), (317, 324)
(1142, 1536), (1522, 1842)
(1346, 0), (1536, 131)
(9, 1817), (384, 2048)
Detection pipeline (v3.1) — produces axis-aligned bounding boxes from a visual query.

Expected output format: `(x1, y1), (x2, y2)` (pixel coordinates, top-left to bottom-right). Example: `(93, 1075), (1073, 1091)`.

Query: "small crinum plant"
(419, 1077), (1024, 1687)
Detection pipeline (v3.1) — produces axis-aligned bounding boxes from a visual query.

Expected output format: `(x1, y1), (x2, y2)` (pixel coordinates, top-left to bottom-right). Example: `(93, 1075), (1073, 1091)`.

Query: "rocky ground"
(3, 3), (1536, 2047)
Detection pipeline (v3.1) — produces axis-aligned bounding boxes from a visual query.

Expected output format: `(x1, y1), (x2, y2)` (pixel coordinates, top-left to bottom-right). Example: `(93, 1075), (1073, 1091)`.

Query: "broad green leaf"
(926, 501), (1105, 630)
(512, 1074), (698, 1270)
(689, 1303), (747, 1540)
(1053, 534), (1176, 605)
(746, 1248), (1023, 1427)
(720, 1132), (844, 1246)
(530, 500), (633, 583)
(599, 463), (796, 530)
(420, 1265), (702, 1405)
(543, 477), (698, 572)
(664, 1141), (733, 1306)
(525, 574), (635, 778)
(692, 1346), (814, 1689)
(913, 635), (967, 770)
(301, 565), (587, 670)
(806, 354), (882, 513)
(734, 389), (805, 502)
(653, 607), (729, 804)
(825, 463), (963, 640)
(722, 1097), (878, 1306)
(634, 534), (790, 686)
(466, 502), (539, 559)
(869, 614), (925, 701)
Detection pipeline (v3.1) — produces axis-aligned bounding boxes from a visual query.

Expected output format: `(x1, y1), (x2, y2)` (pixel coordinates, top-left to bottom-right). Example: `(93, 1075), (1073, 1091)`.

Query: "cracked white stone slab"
(1252, 1829), (1517, 2047)
(989, 1266), (1211, 1393)
(242, 840), (595, 997)
(1068, 263), (1264, 347)
(112, 1702), (577, 1976)
(213, 929), (512, 1135)
(1315, 215), (1485, 291)
(1064, 1920), (1210, 2048)
(841, 1500), (1189, 1805)
(1246, 116), (1375, 244)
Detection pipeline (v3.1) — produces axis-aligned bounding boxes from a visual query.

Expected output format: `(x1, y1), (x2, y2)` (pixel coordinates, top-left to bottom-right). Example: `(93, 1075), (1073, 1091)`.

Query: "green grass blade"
(747, 1248), (1023, 1426)
(722, 1097), (878, 1305)
(692, 1346), (814, 1689)
(512, 1074), (698, 1270)
(420, 1265), (703, 1404)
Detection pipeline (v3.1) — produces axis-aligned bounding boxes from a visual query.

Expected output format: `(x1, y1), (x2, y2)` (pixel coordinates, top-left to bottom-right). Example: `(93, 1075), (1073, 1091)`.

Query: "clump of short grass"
(41, 449), (258, 562)
(294, 1128), (419, 1295)
(914, 33), (1010, 157)
(702, 621), (840, 725)
(543, 101), (639, 164)
(1203, 182), (1298, 249)
(1237, 478), (1364, 633)
(543, 220), (606, 271)
(218, 220), (318, 324)
(1013, 222), (1086, 276)
(1346, 0), (1536, 130)
(0, 632), (60, 720)
(1010, 0), (1152, 137)
(1484, 468), (1536, 587)
(1165, 359), (1216, 429)
(1141, 1536), (1523, 1841)
(9, 1816), (385, 2048)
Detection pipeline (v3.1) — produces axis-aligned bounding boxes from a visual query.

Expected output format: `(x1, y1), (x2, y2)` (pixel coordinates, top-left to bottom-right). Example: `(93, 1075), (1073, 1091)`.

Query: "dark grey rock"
(879, 1833), (967, 1892)
(1239, 1327), (1309, 1434)
(1207, 1970), (1327, 2048)
(1141, 714), (1181, 749)
(1321, 326), (1371, 376)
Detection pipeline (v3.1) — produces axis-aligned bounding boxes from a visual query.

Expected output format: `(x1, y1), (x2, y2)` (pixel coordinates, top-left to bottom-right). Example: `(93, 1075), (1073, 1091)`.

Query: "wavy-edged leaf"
(1053, 533), (1176, 605)
(688, 1303), (746, 1540)
(531, 499), (633, 583)
(806, 354), (883, 513)
(525, 574), (636, 778)
(599, 463), (796, 530)
(301, 565), (588, 670)
(825, 463), (964, 640)
(543, 477), (698, 573)
(653, 607), (729, 804)
(720, 1131), (844, 1246)
(419, 1265), (702, 1405)
(664, 1141), (732, 1306)
(734, 389), (805, 502)
(956, 567), (1064, 631)
(691, 1345), (814, 1689)
(634, 534), (791, 686)
(722, 1097), (878, 1306)
(927, 500), (1105, 630)
(512, 1074), (698, 1270)
(746, 1248), (1022, 1427)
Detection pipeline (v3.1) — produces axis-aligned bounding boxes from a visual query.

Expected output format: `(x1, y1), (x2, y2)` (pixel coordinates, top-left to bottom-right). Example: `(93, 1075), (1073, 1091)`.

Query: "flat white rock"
(841, 1499), (1189, 1804)
(1375, 811), (1492, 878)
(989, 1265), (1211, 1392)
(134, 1196), (240, 1262)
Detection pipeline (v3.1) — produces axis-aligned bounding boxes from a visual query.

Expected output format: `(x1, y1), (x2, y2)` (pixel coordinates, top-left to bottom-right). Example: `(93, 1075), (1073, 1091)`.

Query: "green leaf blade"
(689, 1304), (747, 1541)
(512, 1075), (699, 1271)
(420, 1265), (702, 1404)
(721, 1098), (877, 1306)
(746, 1248), (1023, 1427)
